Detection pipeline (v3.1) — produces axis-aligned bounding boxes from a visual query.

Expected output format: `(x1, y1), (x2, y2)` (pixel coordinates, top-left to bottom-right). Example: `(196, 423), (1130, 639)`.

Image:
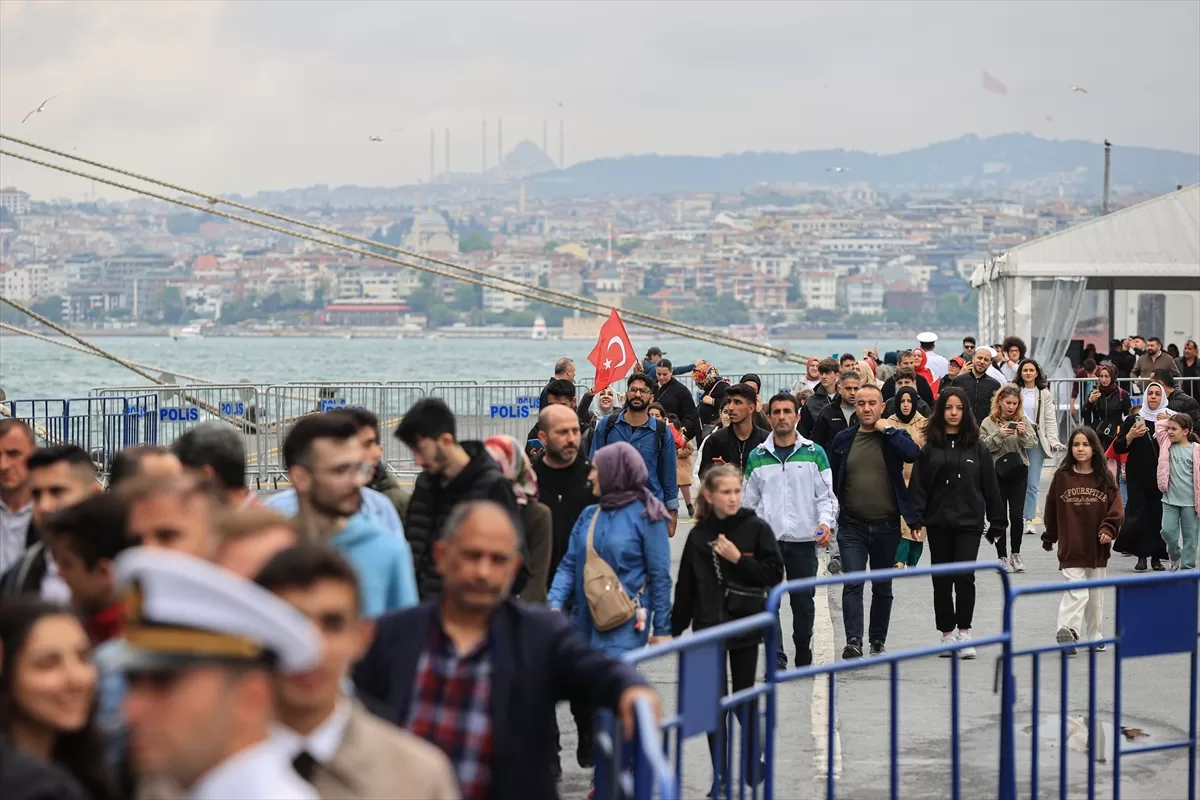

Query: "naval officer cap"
(110, 548), (320, 674)
(917, 331), (938, 344)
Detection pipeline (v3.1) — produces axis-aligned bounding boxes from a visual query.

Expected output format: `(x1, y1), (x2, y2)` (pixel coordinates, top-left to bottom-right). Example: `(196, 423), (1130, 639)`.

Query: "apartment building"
(798, 270), (838, 311)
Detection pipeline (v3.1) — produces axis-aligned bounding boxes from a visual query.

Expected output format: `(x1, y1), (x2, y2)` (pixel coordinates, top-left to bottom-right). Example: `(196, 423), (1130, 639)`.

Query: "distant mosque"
(403, 211), (457, 253)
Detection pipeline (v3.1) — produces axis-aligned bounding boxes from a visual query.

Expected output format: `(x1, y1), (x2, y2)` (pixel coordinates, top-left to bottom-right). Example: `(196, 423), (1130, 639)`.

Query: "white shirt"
(1000, 361), (1020, 383)
(986, 365), (1008, 385)
(1021, 388), (1039, 427)
(189, 737), (317, 800)
(0, 498), (32, 574)
(924, 350), (949, 381)
(272, 697), (352, 765)
(40, 552), (71, 604)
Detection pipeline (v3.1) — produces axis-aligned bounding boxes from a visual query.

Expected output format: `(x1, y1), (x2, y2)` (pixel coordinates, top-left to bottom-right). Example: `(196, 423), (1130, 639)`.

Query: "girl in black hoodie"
(671, 464), (783, 793)
(908, 388), (1006, 659)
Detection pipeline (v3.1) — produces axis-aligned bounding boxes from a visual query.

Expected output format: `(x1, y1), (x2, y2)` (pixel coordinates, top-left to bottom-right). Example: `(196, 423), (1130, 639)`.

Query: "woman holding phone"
(980, 385), (1039, 572)
(1113, 383), (1173, 571)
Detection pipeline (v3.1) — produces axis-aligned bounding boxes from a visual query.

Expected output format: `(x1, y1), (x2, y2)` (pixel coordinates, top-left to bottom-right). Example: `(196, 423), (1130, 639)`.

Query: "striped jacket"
(741, 432), (839, 543)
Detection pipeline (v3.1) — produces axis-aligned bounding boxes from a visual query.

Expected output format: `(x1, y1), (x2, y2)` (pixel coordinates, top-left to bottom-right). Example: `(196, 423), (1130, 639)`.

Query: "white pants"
(1057, 568), (1106, 641)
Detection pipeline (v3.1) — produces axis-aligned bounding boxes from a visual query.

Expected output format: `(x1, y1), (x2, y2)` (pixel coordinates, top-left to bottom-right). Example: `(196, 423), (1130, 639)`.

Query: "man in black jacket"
(654, 359), (697, 435)
(0, 445), (101, 598)
(526, 378), (576, 458)
(811, 370), (861, 453)
(698, 383), (768, 477)
(530, 404), (596, 773)
(953, 348), (1002, 424)
(800, 358), (840, 438)
(881, 351), (935, 408)
(396, 398), (528, 599)
(882, 368), (933, 418)
(354, 501), (660, 800)
(1156, 369), (1200, 423)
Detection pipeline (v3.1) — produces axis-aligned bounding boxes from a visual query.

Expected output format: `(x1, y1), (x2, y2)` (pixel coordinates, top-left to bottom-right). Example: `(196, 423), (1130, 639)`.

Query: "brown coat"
(312, 699), (460, 800)
(676, 440), (696, 488)
(886, 413), (927, 542)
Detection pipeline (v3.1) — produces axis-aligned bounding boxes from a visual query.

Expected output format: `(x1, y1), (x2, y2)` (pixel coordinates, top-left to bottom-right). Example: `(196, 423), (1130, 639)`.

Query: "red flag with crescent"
(587, 309), (635, 392)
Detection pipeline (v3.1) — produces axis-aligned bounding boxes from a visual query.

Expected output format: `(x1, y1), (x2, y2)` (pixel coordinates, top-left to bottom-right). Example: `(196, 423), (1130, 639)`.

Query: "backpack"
(594, 413), (668, 462)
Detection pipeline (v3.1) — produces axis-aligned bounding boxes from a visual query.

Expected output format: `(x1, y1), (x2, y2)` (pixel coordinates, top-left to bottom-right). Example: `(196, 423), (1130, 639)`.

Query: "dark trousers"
(927, 528), (982, 632)
(838, 518), (902, 644)
(554, 697), (596, 771)
(994, 466), (1028, 557)
(772, 541), (818, 664)
(707, 646), (760, 788)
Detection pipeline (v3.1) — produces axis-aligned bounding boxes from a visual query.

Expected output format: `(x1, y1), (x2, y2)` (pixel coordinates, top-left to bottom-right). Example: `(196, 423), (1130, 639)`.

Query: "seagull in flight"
(825, 166), (850, 173)
(368, 135), (383, 142)
(22, 95), (57, 124)
(1070, 85), (1088, 93)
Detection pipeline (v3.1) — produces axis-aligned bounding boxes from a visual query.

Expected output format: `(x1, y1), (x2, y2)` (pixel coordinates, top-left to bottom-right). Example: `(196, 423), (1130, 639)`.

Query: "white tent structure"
(971, 184), (1199, 369)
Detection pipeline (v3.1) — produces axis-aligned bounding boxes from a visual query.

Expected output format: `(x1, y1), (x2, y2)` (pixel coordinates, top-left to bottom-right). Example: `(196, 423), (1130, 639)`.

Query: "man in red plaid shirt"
(355, 501), (661, 800)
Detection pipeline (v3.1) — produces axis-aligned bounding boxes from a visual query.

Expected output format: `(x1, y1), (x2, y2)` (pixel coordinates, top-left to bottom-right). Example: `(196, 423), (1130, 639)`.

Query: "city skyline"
(2, 0), (1198, 199)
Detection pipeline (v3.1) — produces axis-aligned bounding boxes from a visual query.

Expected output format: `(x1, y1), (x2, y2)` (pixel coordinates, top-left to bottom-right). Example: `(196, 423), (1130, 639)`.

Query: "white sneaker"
(1010, 554), (1025, 573)
(938, 631), (956, 657)
(1024, 522), (1035, 536)
(1169, 560), (1181, 572)
(998, 557), (1013, 573)
(958, 630), (977, 660)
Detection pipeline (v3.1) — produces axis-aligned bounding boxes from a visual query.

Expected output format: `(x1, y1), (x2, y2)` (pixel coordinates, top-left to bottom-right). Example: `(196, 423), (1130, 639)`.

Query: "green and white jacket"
(742, 432), (839, 543)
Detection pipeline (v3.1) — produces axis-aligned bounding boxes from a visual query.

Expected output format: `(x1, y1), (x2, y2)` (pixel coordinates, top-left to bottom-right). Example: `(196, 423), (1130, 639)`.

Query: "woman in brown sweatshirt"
(1041, 427), (1125, 655)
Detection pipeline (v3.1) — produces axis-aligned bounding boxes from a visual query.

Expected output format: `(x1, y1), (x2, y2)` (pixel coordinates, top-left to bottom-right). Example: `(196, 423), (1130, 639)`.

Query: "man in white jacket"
(742, 392), (839, 669)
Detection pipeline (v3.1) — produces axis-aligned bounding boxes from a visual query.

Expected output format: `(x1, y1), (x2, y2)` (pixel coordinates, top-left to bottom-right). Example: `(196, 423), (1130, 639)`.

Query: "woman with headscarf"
(1112, 383), (1174, 571)
(485, 434), (554, 603)
(1084, 363), (1131, 451)
(793, 357), (823, 394)
(855, 360), (879, 388)
(886, 387), (929, 567)
(548, 440), (673, 653)
(915, 349), (939, 400)
(692, 361), (731, 438)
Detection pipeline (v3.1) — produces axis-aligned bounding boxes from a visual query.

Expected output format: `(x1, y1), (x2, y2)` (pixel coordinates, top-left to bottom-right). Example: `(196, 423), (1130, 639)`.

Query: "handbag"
(712, 543), (767, 620)
(994, 451), (1024, 479)
(582, 509), (641, 632)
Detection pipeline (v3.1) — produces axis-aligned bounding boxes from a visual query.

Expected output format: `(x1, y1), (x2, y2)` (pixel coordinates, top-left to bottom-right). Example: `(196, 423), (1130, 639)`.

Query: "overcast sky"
(2, 0), (1197, 200)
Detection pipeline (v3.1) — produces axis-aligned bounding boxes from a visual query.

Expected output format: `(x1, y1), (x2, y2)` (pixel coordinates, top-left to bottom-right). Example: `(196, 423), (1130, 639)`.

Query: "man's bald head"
(538, 404), (581, 466)
(435, 501), (523, 612)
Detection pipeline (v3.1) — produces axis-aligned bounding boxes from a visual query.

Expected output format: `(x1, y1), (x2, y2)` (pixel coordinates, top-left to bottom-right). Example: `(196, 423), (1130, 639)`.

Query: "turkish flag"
(587, 309), (635, 392)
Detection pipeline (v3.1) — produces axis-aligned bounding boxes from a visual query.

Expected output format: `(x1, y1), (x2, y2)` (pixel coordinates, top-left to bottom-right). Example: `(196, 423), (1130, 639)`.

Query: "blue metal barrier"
(1004, 570), (1200, 800)
(766, 562), (1013, 800)
(1, 395), (159, 469)
(594, 611), (778, 800)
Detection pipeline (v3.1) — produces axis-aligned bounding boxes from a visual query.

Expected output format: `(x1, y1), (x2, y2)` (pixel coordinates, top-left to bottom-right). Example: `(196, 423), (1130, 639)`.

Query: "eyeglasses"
(626, 387), (652, 395)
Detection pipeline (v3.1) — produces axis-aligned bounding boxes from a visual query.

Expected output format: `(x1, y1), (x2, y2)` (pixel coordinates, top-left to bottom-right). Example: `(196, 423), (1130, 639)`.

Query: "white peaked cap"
(110, 548), (321, 674)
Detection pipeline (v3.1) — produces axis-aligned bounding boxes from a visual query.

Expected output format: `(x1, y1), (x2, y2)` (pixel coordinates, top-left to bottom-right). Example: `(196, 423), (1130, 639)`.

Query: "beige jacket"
(886, 413), (927, 542)
(312, 699), (460, 800)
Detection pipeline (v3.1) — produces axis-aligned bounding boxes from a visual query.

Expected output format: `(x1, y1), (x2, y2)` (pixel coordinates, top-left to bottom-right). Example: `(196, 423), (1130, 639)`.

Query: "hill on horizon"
(528, 132), (1200, 197)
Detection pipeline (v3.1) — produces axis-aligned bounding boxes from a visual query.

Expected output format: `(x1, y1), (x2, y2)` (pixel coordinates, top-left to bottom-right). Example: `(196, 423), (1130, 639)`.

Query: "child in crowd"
(1155, 413), (1200, 570)
(1042, 427), (1124, 655)
(668, 412), (696, 518)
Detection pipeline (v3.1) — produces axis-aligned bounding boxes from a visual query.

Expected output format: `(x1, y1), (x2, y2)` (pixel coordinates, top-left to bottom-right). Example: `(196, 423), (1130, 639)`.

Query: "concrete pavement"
(555, 469), (1199, 800)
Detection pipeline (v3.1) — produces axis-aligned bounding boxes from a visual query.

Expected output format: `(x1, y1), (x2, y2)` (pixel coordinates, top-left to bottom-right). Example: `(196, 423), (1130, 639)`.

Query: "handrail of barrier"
(630, 696), (676, 800)
(1003, 569), (1200, 800)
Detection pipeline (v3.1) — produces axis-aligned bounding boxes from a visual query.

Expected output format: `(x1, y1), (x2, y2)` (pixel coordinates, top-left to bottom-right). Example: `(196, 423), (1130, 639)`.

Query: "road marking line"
(812, 551), (842, 780)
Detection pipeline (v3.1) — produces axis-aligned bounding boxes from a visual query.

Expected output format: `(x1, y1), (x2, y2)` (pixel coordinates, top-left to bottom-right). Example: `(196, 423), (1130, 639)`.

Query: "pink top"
(1154, 425), (1200, 509)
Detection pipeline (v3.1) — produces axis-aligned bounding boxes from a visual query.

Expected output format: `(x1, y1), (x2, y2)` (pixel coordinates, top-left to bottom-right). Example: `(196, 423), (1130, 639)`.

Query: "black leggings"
(994, 466), (1028, 557)
(927, 528), (982, 632)
(707, 646), (760, 785)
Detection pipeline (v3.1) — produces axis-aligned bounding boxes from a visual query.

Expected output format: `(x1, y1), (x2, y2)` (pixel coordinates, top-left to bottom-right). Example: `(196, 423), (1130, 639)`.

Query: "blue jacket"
(353, 599), (647, 800)
(828, 425), (922, 529)
(265, 486), (406, 540)
(547, 501), (673, 655)
(588, 412), (679, 510)
(331, 514), (419, 617)
(642, 359), (695, 377)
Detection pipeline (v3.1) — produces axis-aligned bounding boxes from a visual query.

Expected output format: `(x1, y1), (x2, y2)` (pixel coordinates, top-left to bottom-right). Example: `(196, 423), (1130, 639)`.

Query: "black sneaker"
(842, 638), (863, 660)
(1151, 558), (1166, 572)
(869, 640), (886, 656)
(776, 653), (788, 671)
(796, 648), (813, 667)
(686, 503), (695, 518)
(1135, 557), (1148, 572)
(577, 737), (594, 769)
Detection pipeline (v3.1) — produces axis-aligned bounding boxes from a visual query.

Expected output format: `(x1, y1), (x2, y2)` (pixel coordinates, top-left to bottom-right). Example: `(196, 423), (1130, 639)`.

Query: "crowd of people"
(0, 331), (1196, 800)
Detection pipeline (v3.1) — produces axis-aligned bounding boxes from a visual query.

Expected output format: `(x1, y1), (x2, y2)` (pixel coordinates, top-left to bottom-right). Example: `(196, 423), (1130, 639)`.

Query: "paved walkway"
(556, 470), (1199, 799)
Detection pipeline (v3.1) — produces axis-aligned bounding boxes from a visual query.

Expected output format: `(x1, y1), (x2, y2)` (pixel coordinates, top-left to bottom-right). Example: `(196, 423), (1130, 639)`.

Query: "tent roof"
(973, 184), (1200, 284)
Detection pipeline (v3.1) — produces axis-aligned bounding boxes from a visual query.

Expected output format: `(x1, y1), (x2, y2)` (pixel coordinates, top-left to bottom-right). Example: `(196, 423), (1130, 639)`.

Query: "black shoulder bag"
(712, 544), (767, 620)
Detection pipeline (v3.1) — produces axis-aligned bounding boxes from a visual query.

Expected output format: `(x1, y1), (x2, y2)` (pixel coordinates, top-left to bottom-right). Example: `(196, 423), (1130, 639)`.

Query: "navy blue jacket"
(828, 425), (922, 529)
(353, 599), (647, 800)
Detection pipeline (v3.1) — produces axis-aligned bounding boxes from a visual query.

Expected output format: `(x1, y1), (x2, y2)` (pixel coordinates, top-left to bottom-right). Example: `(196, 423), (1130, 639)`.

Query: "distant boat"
(170, 324), (204, 341)
(531, 315), (548, 340)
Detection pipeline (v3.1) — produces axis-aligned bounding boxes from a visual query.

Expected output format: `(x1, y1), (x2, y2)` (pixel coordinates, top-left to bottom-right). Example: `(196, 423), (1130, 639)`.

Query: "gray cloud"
(2, 0), (1197, 200)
